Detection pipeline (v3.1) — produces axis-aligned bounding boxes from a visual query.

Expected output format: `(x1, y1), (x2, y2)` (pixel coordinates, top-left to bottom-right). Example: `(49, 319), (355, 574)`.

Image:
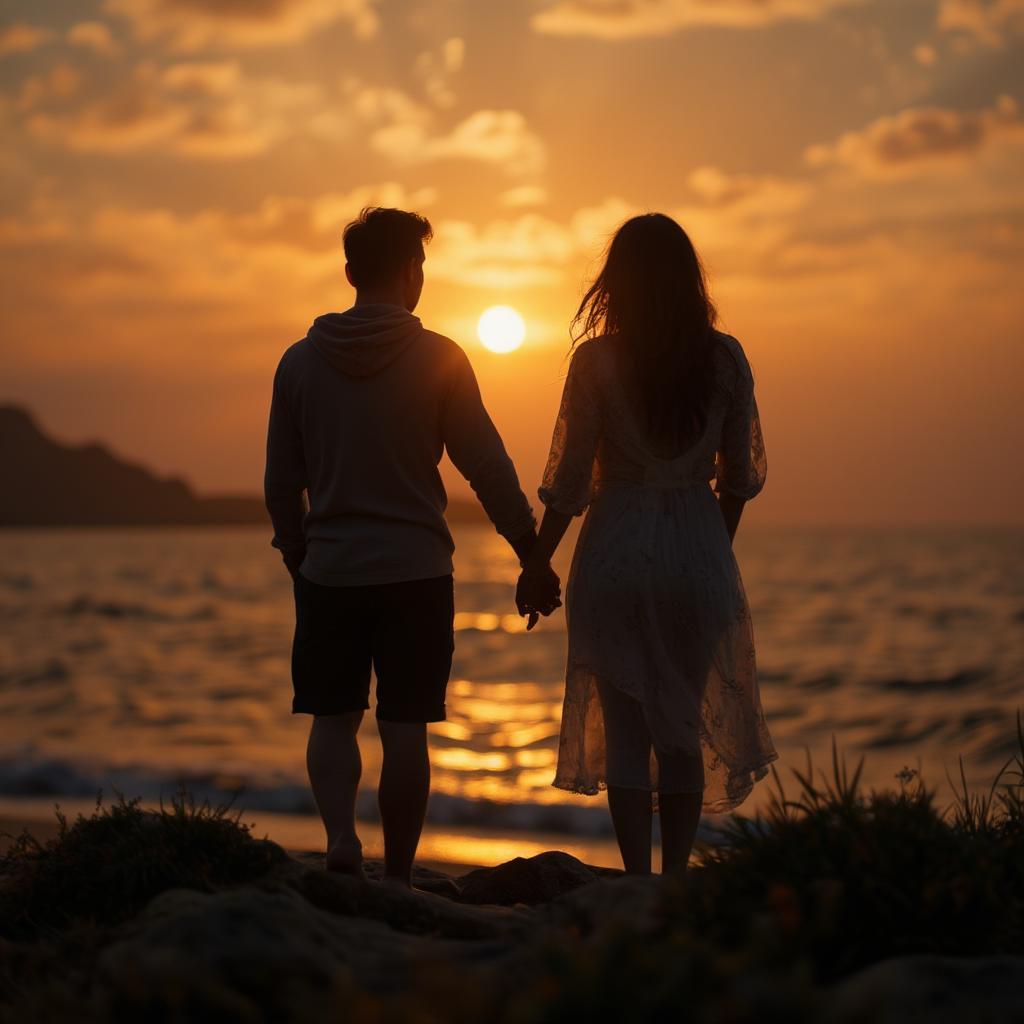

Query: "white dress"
(539, 331), (777, 813)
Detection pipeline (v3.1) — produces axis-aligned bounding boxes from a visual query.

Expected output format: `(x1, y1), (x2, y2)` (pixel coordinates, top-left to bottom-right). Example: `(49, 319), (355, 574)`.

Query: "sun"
(477, 306), (526, 353)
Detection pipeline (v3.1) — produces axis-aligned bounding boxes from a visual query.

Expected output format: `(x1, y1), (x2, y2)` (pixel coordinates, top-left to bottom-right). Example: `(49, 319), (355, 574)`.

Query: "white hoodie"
(264, 304), (535, 586)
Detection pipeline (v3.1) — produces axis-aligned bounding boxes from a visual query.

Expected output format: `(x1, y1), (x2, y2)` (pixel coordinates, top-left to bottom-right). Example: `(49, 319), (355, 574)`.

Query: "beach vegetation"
(0, 722), (1021, 1022)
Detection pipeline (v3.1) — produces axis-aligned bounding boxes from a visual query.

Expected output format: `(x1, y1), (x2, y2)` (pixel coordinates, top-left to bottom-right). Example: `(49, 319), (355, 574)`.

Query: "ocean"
(1, 525), (1021, 868)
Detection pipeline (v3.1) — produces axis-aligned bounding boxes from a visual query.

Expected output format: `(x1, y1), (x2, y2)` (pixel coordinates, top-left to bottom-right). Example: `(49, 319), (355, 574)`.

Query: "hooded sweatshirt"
(264, 304), (535, 586)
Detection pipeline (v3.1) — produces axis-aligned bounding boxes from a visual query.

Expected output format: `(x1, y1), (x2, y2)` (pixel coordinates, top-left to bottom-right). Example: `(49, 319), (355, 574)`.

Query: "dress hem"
(551, 751), (779, 813)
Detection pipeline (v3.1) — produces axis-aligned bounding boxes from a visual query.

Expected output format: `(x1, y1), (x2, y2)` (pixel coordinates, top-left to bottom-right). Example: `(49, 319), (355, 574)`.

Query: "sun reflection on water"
(432, 749), (512, 771)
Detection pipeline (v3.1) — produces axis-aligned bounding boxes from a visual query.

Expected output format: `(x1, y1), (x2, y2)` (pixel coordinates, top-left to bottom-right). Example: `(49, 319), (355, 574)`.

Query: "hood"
(307, 304), (423, 377)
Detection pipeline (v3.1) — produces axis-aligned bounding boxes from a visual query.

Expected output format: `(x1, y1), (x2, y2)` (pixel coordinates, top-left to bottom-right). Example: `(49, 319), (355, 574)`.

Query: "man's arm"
(264, 361), (308, 577)
(442, 348), (537, 557)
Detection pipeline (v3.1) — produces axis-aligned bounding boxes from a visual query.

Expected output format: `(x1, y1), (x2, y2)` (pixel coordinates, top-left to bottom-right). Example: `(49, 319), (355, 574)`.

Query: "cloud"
(424, 189), (805, 295)
(23, 62), (338, 159)
(428, 214), (574, 288)
(0, 23), (54, 55)
(805, 96), (1024, 175)
(425, 199), (638, 289)
(669, 171), (811, 279)
(350, 83), (432, 130)
(937, 0), (1024, 46)
(27, 92), (190, 154)
(567, 196), (638, 251)
(687, 166), (810, 212)
(13, 62), (83, 112)
(161, 60), (242, 95)
(221, 184), (438, 251)
(498, 185), (549, 208)
(531, 0), (865, 39)
(102, 0), (378, 53)
(11, 56), (541, 169)
(0, 183), (436, 355)
(67, 21), (120, 56)
(372, 109), (546, 176)
(666, 117), (1024, 302)
(414, 37), (465, 108)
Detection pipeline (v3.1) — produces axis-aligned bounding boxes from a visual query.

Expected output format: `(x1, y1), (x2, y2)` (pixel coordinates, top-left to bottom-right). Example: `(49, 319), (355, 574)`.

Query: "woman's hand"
(516, 562), (562, 631)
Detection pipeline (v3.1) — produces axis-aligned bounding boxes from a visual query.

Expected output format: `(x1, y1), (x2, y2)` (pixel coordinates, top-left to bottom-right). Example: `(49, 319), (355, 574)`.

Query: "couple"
(264, 206), (777, 883)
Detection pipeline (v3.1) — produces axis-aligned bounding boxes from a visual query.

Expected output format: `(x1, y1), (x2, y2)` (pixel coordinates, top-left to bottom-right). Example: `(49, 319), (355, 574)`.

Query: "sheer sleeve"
(714, 343), (767, 501)
(538, 344), (602, 516)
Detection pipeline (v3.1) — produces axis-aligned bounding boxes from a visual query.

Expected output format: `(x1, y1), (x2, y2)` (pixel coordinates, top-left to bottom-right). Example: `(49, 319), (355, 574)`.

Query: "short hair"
(342, 207), (433, 289)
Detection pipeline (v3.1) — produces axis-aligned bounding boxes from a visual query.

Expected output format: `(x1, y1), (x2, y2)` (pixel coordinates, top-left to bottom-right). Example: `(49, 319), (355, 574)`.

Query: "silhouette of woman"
(517, 214), (777, 874)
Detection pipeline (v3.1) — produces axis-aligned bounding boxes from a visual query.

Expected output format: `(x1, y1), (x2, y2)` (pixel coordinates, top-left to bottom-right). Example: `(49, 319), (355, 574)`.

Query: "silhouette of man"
(265, 207), (559, 885)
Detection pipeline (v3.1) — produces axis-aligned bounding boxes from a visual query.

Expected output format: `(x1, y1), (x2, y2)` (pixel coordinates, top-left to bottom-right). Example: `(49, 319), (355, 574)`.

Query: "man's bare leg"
(306, 711), (365, 875)
(377, 720), (430, 887)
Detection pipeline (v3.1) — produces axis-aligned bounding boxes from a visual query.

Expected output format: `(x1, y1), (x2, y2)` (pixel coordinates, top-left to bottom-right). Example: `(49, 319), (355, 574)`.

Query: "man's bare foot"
(325, 836), (364, 878)
(379, 875), (459, 900)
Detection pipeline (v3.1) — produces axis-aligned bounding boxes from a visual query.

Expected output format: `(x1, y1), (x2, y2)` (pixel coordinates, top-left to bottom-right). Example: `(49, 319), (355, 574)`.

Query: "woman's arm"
(515, 508), (571, 628)
(718, 492), (745, 544)
(525, 507), (573, 570)
(519, 344), (601, 627)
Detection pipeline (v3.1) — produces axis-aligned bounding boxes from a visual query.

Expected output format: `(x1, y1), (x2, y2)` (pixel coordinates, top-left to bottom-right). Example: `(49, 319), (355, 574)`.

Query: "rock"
(456, 851), (599, 906)
(281, 860), (529, 941)
(540, 873), (665, 934)
(96, 882), (524, 1021)
(289, 852), (463, 897)
(826, 954), (1024, 1024)
(96, 887), (410, 1019)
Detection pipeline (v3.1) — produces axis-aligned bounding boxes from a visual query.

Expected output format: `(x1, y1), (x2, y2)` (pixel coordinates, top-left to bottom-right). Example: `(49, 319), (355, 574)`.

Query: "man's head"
(343, 207), (433, 312)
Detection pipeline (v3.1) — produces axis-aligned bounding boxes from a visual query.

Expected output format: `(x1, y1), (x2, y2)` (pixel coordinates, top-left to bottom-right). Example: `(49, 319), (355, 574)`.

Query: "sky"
(1, 0), (1022, 526)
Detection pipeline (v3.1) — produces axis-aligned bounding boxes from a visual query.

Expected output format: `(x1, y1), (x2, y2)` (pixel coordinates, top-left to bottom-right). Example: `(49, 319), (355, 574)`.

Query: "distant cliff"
(0, 405), (486, 527)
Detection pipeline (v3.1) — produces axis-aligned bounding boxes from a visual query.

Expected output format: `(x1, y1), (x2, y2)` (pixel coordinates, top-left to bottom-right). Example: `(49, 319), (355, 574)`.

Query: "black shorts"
(291, 572), (454, 722)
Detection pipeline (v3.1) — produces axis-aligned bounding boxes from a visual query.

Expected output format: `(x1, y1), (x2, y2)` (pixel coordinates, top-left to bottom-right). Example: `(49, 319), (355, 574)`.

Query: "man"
(265, 206), (559, 886)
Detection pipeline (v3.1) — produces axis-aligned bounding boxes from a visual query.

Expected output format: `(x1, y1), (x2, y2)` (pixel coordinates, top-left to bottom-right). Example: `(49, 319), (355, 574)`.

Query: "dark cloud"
(101, 0), (377, 51)
(806, 96), (1023, 172)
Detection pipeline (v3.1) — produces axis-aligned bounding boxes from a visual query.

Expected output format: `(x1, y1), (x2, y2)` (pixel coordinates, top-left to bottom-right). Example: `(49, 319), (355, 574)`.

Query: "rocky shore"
(2, 753), (1023, 1023)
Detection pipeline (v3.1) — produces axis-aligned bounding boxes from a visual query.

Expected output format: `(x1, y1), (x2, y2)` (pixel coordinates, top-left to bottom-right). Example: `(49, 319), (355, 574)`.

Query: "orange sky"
(1, 0), (1022, 525)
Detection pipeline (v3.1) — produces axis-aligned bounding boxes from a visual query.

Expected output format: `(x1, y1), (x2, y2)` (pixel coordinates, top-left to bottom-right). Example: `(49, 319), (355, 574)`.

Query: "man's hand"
(516, 562), (562, 631)
(283, 549), (306, 581)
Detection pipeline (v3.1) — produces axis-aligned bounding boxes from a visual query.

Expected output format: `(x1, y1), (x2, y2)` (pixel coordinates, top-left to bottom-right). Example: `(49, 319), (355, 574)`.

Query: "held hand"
(516, 562), (562, 631)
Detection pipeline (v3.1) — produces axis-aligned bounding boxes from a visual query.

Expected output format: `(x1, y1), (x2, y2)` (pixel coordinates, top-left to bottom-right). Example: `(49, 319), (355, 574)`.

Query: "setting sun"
(477, 306), (526, 353)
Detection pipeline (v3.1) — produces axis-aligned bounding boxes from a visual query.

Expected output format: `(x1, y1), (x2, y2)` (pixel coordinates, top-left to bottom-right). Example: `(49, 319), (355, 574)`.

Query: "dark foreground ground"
(2, 743), (1023, 1023)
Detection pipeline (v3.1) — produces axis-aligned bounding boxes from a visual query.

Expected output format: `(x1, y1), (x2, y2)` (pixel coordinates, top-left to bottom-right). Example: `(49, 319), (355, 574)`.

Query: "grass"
(0, 720), (1022, 1022)
(678, 731), (1024, 982)
(0, 787), (287, 941)
(495, 717), (1024, 1022)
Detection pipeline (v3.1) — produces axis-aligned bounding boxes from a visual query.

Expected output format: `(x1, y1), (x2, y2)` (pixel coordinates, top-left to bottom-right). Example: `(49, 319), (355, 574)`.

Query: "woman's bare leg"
(597, 679), (655, 875)
(606, 786), (654, 875)
(658, 790), (703, 873)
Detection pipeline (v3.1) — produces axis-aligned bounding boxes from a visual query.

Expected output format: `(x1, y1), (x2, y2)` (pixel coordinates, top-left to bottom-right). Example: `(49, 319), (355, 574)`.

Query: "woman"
(517, 213), (777, 874)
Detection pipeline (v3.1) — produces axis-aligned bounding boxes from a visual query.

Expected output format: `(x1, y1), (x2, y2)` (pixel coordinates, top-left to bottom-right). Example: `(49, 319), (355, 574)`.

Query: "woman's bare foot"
(325, 836), (364, 879)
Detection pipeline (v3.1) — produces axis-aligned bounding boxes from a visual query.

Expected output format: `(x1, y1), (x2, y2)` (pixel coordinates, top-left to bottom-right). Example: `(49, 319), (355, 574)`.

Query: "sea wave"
(0, 751), (618, 838)
(59, 595), (218, 622)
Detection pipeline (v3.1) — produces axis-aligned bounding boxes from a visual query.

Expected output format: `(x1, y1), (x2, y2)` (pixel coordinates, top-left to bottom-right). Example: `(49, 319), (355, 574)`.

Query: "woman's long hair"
(572, 213), (718, 449)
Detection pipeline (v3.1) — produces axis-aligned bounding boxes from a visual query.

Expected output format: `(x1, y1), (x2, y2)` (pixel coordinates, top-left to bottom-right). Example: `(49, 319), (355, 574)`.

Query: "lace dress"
(539, 331), (777, 813)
